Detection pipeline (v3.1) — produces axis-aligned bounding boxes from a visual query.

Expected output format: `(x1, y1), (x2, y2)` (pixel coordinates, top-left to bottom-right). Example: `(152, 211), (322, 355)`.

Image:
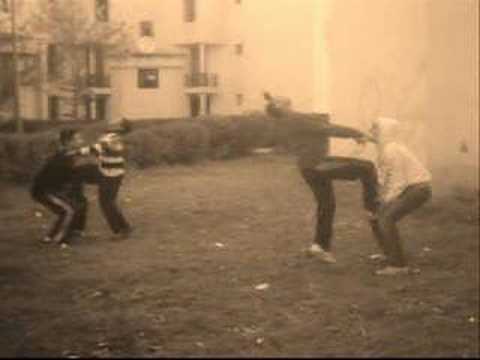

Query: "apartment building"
(109, 0), (317, 119)
(0, 0), (318, 121)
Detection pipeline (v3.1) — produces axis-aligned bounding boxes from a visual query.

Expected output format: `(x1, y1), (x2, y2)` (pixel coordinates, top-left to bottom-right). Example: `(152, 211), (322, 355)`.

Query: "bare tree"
(27, 0), (133, 121)
(0, 0), (27, 131)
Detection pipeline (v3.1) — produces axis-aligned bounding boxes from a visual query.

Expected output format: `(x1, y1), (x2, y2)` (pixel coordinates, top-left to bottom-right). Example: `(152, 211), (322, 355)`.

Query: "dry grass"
(0, 155), (478, 357)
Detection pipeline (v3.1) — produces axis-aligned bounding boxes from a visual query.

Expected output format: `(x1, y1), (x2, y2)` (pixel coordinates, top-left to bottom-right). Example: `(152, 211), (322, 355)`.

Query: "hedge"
(0, 114), (276, 183)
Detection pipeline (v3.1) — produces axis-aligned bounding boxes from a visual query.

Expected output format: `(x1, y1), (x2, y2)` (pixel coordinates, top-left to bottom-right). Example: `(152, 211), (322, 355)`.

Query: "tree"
(27, 0), (133, 121)
(0, 0), (26, 132)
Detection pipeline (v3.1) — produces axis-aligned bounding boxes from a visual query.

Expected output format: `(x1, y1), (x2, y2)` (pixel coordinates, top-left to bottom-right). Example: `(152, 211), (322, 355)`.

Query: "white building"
(0, 0), (478, 169)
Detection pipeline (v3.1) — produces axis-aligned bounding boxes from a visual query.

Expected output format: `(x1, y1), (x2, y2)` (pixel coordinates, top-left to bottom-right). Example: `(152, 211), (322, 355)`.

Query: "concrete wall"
(425, 0), (479, 170)
(110, 57), (188, 120)
(240, 0), (316, 113)
(314, 0), (478, 178)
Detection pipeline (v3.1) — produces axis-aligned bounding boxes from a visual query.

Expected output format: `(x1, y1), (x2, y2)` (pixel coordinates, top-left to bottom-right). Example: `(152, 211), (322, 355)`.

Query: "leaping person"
(264, 92), (379, 264)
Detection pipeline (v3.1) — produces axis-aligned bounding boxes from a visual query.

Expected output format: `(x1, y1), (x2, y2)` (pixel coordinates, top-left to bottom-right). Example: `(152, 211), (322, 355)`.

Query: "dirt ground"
(0, 155), (478, 357)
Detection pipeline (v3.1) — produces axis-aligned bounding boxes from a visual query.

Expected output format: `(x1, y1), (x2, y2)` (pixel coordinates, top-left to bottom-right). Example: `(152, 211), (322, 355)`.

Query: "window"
(140, 21), (154, 37)
(138, 68), (159, 88)
(184, 0), (196, 22)
(1, 0), (9, 12)
(95, 0), (109, 22)
(236, 94), (244, 106)
(235, 43), (243, 55)
(48, 96), (60, 121)
(47, 44), (59, 78)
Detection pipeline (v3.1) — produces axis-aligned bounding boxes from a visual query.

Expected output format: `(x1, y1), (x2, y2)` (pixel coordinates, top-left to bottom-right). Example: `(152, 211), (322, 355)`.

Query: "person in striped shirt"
(75, 119), (132, 240)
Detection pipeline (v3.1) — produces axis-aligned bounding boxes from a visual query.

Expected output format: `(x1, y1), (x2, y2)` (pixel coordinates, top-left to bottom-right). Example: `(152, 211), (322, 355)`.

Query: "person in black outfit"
(31, 129), (87, 245)
(264, 92), (379, 264)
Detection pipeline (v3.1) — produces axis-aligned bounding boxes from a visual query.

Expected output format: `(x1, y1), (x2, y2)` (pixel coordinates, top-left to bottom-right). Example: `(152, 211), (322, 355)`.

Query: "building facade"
(1, 0), (478, 170)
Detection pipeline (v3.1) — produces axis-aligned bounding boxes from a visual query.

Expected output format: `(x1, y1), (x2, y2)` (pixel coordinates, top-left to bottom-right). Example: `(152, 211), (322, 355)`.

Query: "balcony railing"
(185, 72), (218, 88)
(86, 74), (110, 88)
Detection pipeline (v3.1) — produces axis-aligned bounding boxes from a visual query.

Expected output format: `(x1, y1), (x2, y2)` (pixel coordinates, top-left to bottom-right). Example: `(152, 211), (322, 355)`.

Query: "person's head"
(263, 91), (272, 101)
(370, 117), (400, 145)
(59, 128), (84, 150)
(104, 118), (132, 135)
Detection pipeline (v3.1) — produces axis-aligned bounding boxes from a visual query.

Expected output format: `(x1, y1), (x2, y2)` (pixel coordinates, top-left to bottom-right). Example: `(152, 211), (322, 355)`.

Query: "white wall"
(110, 61), (188, 120)
(426, 0), (479, 169)
(313, 0), (479, 177)
(240, 0), (316, 113)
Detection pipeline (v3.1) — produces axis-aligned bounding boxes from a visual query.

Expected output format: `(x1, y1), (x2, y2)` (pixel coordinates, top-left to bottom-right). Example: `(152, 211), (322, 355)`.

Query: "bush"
(0, 131), (58, 182)
(0, 114), (276, 183)
(125, 129), (172, 168)
(151, 120), (210, 164)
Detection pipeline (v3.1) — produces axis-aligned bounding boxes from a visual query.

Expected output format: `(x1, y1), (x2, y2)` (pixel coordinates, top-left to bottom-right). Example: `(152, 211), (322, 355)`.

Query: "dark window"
(95, 0), (109, 22)
(140, 21), (154, 37)
(1, 0), (9, 12)
(0, 54), (14, 101)
(138, 68), (159, 88)
(47, 44), (59, 78)
(184, 0), (196, 22)
(96, 96), (107, 120)
(48, 96), (59, 121)
(236, 94), (244, 106)
(235, 43), (243, 55)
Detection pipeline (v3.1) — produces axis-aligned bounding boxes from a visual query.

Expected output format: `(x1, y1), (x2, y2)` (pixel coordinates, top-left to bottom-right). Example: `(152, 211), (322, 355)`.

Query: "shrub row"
(0, 114), (276, 183)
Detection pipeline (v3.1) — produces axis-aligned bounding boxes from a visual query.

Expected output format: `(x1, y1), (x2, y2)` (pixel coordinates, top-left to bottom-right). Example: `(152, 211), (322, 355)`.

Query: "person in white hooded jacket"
(369, 117), (432, 275)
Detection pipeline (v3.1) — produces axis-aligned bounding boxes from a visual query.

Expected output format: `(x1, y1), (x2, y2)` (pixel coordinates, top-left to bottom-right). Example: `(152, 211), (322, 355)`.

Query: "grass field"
(0, 155), (478, 357)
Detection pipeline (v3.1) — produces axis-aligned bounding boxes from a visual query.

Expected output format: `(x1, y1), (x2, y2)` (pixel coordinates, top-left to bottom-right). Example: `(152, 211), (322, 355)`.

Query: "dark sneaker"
(112, 228), (132, 241)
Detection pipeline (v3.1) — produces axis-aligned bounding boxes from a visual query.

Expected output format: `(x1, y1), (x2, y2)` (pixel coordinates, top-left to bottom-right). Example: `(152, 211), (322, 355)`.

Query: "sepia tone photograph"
(0, 0), (478, 357)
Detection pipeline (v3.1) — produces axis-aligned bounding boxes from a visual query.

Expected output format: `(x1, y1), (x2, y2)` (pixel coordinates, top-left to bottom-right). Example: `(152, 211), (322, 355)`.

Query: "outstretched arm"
(322, 122), (371, 141)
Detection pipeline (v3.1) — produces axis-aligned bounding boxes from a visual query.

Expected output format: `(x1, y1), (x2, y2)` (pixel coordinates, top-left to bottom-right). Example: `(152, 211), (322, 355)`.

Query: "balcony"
(84, 74), (111, 96)
(185, 72), (218, 93)
(86, 74), (110, 88)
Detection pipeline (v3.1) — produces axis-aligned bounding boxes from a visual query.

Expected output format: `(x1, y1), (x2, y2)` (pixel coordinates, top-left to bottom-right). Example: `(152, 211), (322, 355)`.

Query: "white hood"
(373, 116), (400, 146)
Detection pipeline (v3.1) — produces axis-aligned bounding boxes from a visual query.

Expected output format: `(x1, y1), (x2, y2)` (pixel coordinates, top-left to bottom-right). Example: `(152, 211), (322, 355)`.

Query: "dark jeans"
(33, 192), (76, 243)
(99, 175), (130, 234)
(301, 157), (378, 251)
(70, 194), (88, 233)
(76, 164), (130, 234)
(370, 182), (432, 267)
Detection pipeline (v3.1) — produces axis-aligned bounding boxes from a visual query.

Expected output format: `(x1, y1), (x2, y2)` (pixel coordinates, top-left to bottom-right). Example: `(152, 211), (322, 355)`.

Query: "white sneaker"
(307, 244), (337, 264)
(375, 266), (410, 276)
(40, 236), (53, 244)
(60, 243), (71, 250)
(369, 253), (387, 262)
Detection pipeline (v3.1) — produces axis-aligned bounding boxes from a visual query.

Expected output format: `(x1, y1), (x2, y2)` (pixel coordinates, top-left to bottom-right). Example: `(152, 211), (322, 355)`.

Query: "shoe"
(39, 236), (53, 244)
(307, 244), (337, 264)
(366, 211), (378, 221)
(71, 230), (86, 238)
(59, 242), (71, 250)
(111, 228), (132, 241)
(369, 253), (387, 262)
(375, 266), (410, 276)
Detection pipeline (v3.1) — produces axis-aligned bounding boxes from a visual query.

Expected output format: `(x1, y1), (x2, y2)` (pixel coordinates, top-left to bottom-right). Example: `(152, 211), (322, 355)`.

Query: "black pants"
(70, 194), (88, 233)
(33, 192), (76, 243)
(300, 157), (378, 251)
(76, 164), (130, 234)
(370, 183), (432, 267)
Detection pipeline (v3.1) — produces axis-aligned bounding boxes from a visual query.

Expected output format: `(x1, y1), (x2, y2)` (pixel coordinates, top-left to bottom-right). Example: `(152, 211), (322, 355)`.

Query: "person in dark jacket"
(31, 129), (87, 245)
(264, 92), (379, 264)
